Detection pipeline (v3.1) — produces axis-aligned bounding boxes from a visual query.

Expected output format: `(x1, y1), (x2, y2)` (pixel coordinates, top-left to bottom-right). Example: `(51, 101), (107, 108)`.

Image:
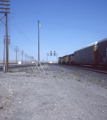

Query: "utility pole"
(47, 53), (48, 63)
(3, 37), (6, 72)
(38, 20), (40, 66)
(28, 55), (29, 63)
(26, 54), (27, 63)
(21, 50), (24, 64)
(14, 46), (19, 64)
(0, 0), (10, 72)
(4, 35), (10, 63)
(8, 36), (10, 63)
(18, 54), (19, 61)
(25, 53), (27, 64)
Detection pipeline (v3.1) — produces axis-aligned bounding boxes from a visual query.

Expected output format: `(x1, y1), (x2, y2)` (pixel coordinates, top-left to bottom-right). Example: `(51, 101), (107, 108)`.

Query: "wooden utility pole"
(0, 0), (10, 72)
(5, 0), (8, 71)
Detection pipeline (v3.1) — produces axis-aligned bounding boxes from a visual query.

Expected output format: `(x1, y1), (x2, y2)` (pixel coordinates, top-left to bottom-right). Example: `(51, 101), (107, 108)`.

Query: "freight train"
(58, 38), (107, 67)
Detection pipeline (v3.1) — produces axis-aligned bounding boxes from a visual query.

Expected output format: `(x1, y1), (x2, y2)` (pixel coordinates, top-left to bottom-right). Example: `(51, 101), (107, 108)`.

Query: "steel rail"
(50, 63), (107, 74)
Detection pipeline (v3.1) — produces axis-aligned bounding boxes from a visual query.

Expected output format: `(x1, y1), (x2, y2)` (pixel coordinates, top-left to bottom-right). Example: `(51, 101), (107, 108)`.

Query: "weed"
(46, 73), (48, 75)
(25, 68), (29, 70)
(95, 79), (102, 85)
(8, 70), (16, 73)
(69, 74), (75, 79)
(87, 78), (95, 82)
(105, 86), (107, 89)
(75, 73), (84, 77)
(88, 78), (102, 85)
(53, 75), (56, 77)
(69, 74), (82, 82)
(98, 79), (102, 83)
(75, 78), (82, 82)
(58, 68), (64, 72)
(18, 69), (24, 72)
(26, 71), (29, 73)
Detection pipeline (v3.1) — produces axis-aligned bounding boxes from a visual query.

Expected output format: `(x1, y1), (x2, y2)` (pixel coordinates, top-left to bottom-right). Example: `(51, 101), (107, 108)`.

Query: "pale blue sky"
(0, 0), (107, 61)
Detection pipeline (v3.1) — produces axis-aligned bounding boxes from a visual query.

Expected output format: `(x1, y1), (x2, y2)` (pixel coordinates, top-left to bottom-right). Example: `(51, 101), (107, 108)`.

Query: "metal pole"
(56, 54), (58, 63)
(18, 54), (19, 61)
(22, 52), (23, 64)
(3, 37), (5, 72)
(3, 37), (5, 65)
(5, 1), (8, 72)
(26, 54), (27, 64)
(16, 49), (17, 64)
(47, 53), (48, 63)
(14, 46), (18, 64)
(21, 50), (24, 64)
(38, 20), (40, 66)
(8, 36), (10, 64)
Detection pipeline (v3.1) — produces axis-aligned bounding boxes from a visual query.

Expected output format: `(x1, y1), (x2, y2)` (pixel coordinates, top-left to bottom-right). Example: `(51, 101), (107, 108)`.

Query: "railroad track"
(49, 63), (107, 74)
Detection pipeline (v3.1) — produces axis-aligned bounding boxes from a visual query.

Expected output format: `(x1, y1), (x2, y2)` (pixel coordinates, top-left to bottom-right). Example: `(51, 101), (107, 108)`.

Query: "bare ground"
(0, 64), (107, 120)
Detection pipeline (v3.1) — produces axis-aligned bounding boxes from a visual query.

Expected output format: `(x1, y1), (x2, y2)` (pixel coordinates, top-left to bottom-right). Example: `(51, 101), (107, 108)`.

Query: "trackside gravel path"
(0, 64), (107, 120)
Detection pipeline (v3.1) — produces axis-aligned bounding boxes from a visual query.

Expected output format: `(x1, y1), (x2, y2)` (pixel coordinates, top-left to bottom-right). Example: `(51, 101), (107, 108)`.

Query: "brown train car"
(98, 38), (107, 66)
(74, 42), (98, 66)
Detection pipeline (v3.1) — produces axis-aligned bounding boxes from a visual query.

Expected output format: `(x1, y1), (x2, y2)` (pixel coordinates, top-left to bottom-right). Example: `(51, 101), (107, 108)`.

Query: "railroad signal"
(47, 51), (58, 63)
(50, 51), (52, 56)
(54, 51), (56, 56)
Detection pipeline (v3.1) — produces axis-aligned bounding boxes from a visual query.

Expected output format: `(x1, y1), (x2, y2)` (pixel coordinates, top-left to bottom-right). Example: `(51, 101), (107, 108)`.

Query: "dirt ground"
(0, 64), (107, 120)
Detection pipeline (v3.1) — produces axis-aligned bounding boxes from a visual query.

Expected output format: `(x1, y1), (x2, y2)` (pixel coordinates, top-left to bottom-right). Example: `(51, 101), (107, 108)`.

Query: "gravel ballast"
(0, 64), (107, 120)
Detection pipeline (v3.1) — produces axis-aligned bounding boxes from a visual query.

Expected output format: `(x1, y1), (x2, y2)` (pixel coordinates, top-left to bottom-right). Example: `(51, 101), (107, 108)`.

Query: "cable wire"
(9, 19), (37, 44)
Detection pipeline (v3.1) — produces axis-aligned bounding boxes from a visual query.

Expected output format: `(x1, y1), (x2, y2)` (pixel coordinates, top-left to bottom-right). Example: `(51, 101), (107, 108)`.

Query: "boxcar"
(98, 38), (107, 66)
(68, 54), (75, 64)
(74, 42), (98, 66)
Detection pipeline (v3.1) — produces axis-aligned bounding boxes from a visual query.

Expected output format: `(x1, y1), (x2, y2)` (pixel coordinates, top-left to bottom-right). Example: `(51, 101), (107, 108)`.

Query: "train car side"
(98, 38), (107, 66)
(74, 42), (98, 66)
(58, 38), (107, 67)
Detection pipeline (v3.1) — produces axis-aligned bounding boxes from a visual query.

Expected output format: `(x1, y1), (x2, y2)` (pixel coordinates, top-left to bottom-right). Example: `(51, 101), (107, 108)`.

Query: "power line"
(8, 19), (37, 44)
(9, 19), (107, 32)
(41, 20), (107, 33)
(8, 19), (37, 58)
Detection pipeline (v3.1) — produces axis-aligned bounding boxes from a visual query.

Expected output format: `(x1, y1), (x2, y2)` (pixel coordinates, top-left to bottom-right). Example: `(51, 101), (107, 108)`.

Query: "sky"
(0, 0), (107, 62)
